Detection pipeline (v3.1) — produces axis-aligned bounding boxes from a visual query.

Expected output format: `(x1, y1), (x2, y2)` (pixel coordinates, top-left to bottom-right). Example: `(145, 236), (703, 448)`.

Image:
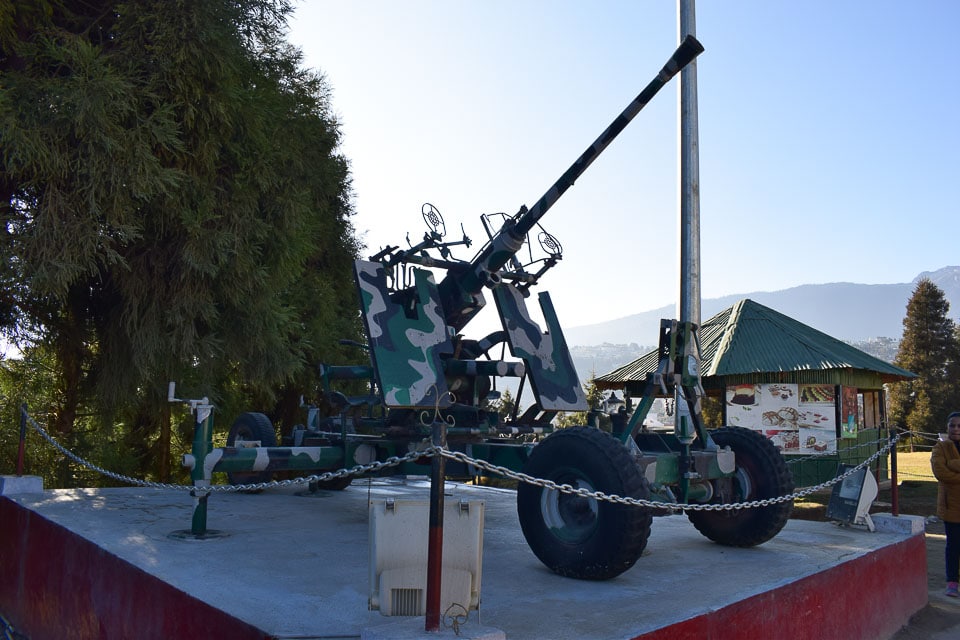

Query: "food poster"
(725, 384), (761, 429)
(840, 386), (859, 439)
(725, 383), (802, 453)
(725, 383), (841, 453)
(797, 384), (837, 453)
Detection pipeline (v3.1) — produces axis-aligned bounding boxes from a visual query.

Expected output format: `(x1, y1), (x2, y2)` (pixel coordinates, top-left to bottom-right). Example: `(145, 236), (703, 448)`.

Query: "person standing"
(932, 411), (960, 597)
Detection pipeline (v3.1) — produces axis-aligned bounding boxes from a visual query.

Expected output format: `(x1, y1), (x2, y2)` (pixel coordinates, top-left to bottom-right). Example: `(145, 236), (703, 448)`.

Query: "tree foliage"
(888, 278), (960, 443)
(485, 388), (517, 422)
(554, 378), (608, 430)
(0, 0), (361, 485)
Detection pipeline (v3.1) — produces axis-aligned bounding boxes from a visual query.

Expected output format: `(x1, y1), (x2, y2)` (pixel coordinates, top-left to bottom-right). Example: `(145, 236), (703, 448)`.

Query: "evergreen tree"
(554, 377), (608, 430)
(552, 411), (580, 428)
(0, 1), (360, 483)
(948, 323), (960, 411)
(486, 388), (517, 422)
(889, 278), (960, 446)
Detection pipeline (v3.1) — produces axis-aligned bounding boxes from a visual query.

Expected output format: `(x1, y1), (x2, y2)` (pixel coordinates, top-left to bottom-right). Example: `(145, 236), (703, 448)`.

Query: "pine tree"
(1, 1), (360, 483)
(486, 388), (517, 422)
(554, 377), (608, 430)
(951, 324), (960, 408)
(889, 278), (960, 446)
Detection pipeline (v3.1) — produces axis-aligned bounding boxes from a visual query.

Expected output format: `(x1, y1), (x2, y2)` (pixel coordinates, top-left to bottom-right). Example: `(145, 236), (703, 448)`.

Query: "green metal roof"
(594, 299), (916, 393)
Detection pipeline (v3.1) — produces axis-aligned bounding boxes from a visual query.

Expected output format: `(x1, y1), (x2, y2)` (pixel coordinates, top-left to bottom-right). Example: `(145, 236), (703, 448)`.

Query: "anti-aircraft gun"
(207, 35), (794, 581)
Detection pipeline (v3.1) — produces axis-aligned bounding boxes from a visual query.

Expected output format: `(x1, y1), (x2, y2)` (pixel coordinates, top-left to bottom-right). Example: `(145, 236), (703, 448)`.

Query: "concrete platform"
(1, 478), (927, 640)
(0, 474), (43, 495)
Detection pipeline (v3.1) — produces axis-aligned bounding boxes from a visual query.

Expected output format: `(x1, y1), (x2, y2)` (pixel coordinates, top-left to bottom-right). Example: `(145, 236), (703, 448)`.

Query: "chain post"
(187, 399), (214, 536)
(17, 403), (28, 476)
(889, 424), (899, 517)
(425, 419), (447, 633)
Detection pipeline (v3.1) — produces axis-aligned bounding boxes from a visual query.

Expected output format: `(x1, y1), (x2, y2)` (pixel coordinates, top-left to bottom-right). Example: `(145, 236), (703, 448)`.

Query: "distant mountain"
(569, 343), (653, 384)
(564, 266), (960, 348)
(843, 337), (901, 363)
(567, 337), (902, 390)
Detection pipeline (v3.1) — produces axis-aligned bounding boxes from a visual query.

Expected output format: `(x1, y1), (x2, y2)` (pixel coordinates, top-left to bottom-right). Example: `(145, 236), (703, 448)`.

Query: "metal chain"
(24, 413), (429, 493)
(898, 470), (937, 481)
(784, 436), (889, 465)
(25, 411), (899, 510)
(196, 450), (432, 493)
(435, 433), (900, 512)
(0, 612), (27, 640)
(911, 430), (942, 444)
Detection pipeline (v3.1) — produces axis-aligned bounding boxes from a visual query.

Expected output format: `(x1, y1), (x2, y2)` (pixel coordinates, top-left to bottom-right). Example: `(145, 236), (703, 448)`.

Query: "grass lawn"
(792, 450), (938, 521)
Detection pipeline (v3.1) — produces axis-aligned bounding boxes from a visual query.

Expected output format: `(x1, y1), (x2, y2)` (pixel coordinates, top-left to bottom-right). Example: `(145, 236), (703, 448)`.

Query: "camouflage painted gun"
(352, 34), (708, 422)
(190, 35), (794, 581)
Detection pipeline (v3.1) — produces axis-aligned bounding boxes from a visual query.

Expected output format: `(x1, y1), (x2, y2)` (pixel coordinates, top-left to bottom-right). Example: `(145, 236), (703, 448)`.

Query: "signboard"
(826, 464), (878, 529)
(725, 383), (839, 454)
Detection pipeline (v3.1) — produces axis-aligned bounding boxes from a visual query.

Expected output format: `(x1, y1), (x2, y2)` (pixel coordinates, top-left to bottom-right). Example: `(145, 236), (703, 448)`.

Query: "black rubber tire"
(226, 412), (277, 486)
(517, 426), (653, 580)
(687, 426), (794, 546)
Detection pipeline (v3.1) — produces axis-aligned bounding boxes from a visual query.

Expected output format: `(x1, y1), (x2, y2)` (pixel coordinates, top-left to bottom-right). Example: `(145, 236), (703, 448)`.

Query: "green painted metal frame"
(786, 427), (890, 488)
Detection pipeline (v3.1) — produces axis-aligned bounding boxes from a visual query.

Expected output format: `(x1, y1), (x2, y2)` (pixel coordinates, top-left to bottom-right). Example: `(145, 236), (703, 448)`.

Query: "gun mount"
(354, 35), (704, 419)
(188, 36), (794, 582)
(370, 35), (706, 335)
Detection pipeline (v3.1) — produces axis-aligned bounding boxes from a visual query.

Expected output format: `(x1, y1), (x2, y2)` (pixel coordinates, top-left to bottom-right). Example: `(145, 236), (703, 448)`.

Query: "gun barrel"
(513, 34), (704, 238)
(439, 35), (704, 330)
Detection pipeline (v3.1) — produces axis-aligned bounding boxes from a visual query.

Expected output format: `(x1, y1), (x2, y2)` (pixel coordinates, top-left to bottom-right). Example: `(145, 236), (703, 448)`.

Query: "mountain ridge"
(564, 265), (960, 347)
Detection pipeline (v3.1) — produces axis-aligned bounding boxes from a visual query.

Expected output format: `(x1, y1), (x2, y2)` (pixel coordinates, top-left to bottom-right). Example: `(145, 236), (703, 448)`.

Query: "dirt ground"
(888, 519), (960, 639)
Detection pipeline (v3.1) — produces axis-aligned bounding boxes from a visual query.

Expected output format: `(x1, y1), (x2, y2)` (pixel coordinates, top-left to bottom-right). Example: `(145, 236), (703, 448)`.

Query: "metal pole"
(425, 420), (447, 633)
(890, 425), (899, 517)
(17, 403), (28, 476)
(189, 403), (213, 536)
(677, 0), (701, 326)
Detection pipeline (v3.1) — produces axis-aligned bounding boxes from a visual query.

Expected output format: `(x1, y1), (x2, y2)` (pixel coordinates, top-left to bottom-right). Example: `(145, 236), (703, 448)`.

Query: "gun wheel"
(517, 426), (652, 580)
(687, 426), (794, 546)
(226, 412), (277, 488)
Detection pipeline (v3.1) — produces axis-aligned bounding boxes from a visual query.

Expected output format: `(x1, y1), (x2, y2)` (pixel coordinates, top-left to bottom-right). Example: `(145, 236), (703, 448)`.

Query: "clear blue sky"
(287, 1), (960, 335)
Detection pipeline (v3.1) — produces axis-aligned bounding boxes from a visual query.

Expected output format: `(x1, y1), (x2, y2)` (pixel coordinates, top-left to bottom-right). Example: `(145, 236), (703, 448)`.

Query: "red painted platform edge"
(0, 497), (271, 640)
(633, 532), (928, 640)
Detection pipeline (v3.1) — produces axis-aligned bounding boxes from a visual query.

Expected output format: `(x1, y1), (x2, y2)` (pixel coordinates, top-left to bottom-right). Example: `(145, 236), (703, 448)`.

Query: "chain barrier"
(898, 470), (937, 481)
(783, 436), (890, 465)
(434, 433), (899, 512)
(23, 412), (430, 493)
(0, 612), (27, 640)
(888, 428), (938, 478)
(823, 428), (939, 480)
(909, 430), (942, 444)
(22, 409), (900, 511)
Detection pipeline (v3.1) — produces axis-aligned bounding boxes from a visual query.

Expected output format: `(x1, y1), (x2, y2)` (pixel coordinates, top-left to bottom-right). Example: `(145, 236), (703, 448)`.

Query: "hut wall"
(786, 428), (890, 489)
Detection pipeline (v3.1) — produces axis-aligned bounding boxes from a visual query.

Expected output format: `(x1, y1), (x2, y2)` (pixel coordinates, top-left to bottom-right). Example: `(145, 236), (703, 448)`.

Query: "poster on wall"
(725, 384), (761, 430)
(840, 386), (859, 439)
(726, 382), (838, 454)
(797, 384), (837, 453)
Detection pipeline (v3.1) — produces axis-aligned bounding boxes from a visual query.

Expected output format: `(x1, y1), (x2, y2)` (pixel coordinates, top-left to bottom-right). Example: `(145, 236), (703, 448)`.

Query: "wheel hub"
(540, 479), (598, 543)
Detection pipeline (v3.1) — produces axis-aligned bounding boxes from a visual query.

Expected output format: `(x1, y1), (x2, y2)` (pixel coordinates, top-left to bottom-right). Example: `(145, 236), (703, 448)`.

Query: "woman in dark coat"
(931, 411), (960, 597)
